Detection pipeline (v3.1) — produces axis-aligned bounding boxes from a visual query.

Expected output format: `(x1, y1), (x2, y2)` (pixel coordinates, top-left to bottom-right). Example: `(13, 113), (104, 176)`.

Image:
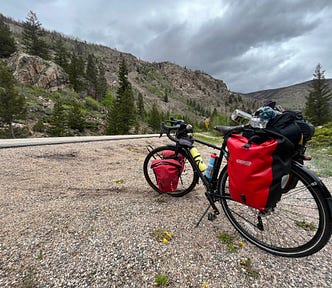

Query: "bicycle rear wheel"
(218, 164), (332, 257)
(143, 145), (199, 197)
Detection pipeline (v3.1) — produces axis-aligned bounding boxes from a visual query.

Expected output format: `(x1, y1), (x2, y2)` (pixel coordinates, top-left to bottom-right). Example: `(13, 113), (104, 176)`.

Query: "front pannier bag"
(151, 151), (185, 192)
(226, 132), (293, 211)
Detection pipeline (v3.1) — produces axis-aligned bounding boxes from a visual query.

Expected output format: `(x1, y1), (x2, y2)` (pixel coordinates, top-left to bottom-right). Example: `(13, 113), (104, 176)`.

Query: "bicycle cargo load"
(151, 150), (185, 193)
(226, 130), (293, 211)
(266, 110), (315, 145)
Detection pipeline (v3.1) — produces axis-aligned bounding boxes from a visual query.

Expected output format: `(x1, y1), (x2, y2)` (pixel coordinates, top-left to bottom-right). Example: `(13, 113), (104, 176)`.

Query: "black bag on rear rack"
(266, 110), (315, 146)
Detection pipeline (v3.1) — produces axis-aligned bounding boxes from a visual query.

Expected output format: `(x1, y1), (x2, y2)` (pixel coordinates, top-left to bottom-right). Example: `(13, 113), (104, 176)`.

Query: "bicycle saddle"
(214, 125), (242, 136)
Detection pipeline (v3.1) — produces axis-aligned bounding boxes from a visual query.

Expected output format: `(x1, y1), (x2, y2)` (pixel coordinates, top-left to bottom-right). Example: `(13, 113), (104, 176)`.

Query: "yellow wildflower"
(165, 231), (172, 239)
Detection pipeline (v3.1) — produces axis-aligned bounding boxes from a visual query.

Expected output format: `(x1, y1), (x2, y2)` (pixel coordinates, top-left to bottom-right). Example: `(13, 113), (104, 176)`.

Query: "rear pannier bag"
(151, 150), (185, 192)
(226, 133), (293, 211)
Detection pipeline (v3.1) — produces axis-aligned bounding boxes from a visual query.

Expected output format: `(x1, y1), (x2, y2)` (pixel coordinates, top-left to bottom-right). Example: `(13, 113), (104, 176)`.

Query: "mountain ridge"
(240, 79), (332, 110)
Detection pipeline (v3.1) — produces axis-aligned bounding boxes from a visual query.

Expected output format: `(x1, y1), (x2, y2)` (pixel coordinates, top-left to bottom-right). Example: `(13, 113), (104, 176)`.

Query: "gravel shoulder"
(0, 137), (331, 287)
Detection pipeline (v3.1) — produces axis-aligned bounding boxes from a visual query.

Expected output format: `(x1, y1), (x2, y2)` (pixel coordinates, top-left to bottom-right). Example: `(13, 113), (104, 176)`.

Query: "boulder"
(7, 52), (69, 92)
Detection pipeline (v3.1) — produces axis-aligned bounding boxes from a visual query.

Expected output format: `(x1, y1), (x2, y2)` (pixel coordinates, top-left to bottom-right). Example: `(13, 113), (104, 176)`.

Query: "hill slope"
(240, 79), (332, 110)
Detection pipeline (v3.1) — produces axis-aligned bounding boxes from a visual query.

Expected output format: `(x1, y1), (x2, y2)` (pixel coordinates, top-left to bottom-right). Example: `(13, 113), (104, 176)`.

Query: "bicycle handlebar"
(160, 118), (193, 142)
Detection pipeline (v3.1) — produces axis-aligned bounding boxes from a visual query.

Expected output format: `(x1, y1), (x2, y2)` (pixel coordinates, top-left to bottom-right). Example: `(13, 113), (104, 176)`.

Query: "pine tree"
(0, 17), (17, 58)
(0, 61), (26, 138)
(48, 99), (66, 136)
(86, 54), (98, 84)
(95, 62), (108, 101)
(67, 53), (85, 92)
(107, 57), (136, 134)
(148, 102), (161, 132)
(67, 100), (86, 132)
(53, 39), (69, 70)
(137, 92), (145, 120)
(304, 64), (332, 125)
(22, 11), (49, 59)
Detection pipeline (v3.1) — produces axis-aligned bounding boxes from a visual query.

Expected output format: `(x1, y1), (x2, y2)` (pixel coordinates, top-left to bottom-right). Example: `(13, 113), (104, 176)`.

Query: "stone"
(6, 52), (69, 92)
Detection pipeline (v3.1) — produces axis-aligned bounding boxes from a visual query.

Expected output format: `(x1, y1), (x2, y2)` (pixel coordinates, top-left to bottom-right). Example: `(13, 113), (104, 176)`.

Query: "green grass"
(194, 132), (223, 145)
(154, 274), (169, 287)
(306, 147), (332, 177)
(217, 232), (238, 252)
(295, 220), (317, 231)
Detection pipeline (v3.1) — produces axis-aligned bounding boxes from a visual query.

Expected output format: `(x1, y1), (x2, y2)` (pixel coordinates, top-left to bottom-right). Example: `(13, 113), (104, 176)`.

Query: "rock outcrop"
(6, 52), (69, 92)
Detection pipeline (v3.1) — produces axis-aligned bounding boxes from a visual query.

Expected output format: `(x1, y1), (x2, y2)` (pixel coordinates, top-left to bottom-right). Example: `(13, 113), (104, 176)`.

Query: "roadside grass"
(306, 147), (332, 177)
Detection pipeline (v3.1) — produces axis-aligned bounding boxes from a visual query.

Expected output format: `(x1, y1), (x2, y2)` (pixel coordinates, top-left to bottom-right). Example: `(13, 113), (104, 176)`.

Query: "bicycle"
(143, 117), (332, 257)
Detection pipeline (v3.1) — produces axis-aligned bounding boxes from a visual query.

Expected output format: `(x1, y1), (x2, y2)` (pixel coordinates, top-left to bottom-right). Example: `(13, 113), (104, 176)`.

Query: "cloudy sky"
(1, 0), (331, 93)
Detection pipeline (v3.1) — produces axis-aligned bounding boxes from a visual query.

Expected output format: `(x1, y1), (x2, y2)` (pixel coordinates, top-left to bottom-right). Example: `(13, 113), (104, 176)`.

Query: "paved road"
(0, 134), (160, 149)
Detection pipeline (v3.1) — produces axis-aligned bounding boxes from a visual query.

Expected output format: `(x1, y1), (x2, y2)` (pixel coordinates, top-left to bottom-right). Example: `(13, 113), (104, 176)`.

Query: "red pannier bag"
(226, 133), (292, 211)
(151, 150), (185, 193)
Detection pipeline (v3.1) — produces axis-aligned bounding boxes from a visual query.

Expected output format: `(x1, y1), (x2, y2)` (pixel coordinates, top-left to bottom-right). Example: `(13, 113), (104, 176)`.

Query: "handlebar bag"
(226, 133), (292, 211)
(151, 151), (185, 193)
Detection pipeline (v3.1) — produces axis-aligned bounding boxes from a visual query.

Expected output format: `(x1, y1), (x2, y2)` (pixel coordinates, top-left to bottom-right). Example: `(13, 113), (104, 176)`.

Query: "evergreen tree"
(48, 99), (66, 136)
(304, 64), (332, 125)
(137, 92), (145, 120)
(0, 17), (16, 58)
(95, 62), (108, 101)
(107, 57), (136, 134)
(22, 11), (49, 59)
(67, 53), (85, 92)
(163, 88), (169, 103)
(67, 100), (86, 132)
(53, 39), (69, 70)
(86, 54), (98, 84)
(0, 61), (26, 138)
(148, 102), (161, 132)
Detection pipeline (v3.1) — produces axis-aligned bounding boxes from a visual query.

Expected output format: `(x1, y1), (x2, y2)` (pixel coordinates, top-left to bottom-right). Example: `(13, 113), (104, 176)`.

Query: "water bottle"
(231, 109), (253, 123)
(205, 153), (218, 179)
(189, 147), (207, 172)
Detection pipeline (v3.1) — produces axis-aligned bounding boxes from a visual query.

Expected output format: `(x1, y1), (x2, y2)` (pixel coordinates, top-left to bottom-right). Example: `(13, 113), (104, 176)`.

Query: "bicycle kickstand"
(195, 204), (211, 227)
(195, 201), (220, 227)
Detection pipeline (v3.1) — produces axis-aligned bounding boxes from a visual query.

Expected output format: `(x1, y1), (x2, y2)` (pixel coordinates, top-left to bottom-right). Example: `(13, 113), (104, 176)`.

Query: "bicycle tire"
(218, 164), (332, 257)
(143, 145), (199, 197)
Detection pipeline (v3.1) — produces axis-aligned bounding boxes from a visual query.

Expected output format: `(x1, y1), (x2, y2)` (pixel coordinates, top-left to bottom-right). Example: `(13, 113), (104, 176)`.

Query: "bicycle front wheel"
(143, 145), (199, 197)
(218, 164), (332, 257)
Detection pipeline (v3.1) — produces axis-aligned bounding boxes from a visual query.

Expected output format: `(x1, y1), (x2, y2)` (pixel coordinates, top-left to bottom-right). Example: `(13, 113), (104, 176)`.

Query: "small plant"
(22, 267), (37, 288)
(240, 258), (260, 278)
(152, 229), (173, 243)
(37, 250), (43, 260)
(154, 274), (169, 287)
(295, 220), (317, 231)
(113, 179), (124, 184)
(217, 232), (238, 252)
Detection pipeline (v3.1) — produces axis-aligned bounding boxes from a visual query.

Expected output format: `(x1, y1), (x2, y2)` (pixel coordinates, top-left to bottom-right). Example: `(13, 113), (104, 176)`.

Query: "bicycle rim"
(143, 145), (198, 197)
(219, 165), (331, 257)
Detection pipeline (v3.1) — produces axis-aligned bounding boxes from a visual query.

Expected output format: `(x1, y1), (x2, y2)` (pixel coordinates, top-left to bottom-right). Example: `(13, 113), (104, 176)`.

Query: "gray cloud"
(0, 0), (332, 92)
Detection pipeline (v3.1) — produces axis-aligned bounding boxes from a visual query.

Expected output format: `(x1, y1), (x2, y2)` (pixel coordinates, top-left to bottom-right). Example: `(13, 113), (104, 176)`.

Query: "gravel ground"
(0, 137), (331, 287)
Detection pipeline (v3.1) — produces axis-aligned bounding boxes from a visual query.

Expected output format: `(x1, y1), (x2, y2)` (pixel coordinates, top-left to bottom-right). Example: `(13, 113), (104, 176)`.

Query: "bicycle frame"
(167, 135), (231, 219)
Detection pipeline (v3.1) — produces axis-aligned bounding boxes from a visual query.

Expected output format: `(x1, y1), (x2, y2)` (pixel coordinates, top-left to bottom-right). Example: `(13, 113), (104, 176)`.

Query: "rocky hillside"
(3, 14), (251, 124)
(240, 79), (332, 110)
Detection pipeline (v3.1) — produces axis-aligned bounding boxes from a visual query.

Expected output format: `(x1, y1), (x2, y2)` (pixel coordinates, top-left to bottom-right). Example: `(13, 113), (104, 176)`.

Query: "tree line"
(0, 12), (332, 138)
